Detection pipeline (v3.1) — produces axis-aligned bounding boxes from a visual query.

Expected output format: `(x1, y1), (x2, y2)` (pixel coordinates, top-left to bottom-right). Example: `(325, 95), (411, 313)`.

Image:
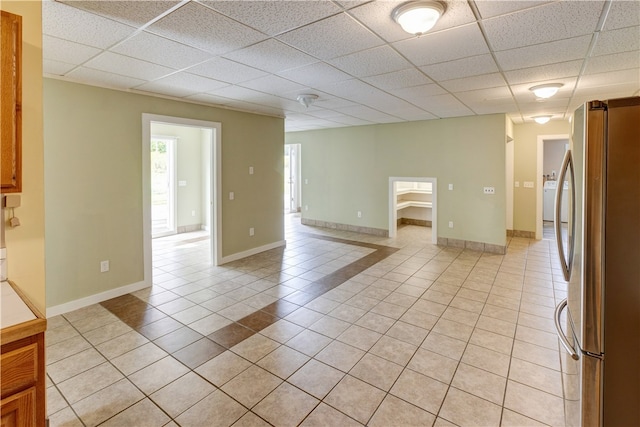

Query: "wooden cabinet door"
(0, 387), (35, 427)
(1, 11), (22, 193)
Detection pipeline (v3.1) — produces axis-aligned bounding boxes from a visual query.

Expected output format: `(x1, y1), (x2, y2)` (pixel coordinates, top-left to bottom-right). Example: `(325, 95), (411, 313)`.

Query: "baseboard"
(46, 280), (149, 317)
(507, 229), (535, 238)
(437, 237), (507, 255)
(178, 224), (202, 234)
(301, 218), (388, 237)
(220, 240), (286, 264)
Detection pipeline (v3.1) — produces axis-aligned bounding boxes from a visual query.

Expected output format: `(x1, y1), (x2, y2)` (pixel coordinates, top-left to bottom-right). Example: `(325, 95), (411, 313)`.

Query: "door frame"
(150, 135), (178, 238)
(142, 114), (222, 286)
(388, 176), (438, 244)
(536, 134), (570, 239)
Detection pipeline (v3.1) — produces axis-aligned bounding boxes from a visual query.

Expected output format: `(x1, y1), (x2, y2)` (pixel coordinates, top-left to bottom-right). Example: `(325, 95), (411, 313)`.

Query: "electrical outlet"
(448, 221), (454, 228)
(249, 166), (254, 175)
(524, 181), (534, 188)
(304, 179), (309, 184)
(229, 191), (234, 200)
(304, 205), (308, 211)
(357, 211), (362, 218)
(191, 210), (196, 217)
(100, 260), (110, 273)
(448, 183), (454, 190)
(483, 187), (495, 194)
(249, 227), (255, 236)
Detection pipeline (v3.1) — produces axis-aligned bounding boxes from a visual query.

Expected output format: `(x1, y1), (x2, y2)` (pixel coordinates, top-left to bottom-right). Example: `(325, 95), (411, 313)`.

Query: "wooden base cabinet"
(1, 282), (46, 427)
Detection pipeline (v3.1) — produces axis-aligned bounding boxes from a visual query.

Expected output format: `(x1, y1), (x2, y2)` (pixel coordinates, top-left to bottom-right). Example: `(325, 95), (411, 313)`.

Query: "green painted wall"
(44, 79), (284, 308)
(286, 114), (508, 246)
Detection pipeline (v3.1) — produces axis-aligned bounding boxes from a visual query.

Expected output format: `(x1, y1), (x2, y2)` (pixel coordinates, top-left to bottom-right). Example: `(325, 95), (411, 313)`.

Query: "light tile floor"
(46, 215), (568, 426)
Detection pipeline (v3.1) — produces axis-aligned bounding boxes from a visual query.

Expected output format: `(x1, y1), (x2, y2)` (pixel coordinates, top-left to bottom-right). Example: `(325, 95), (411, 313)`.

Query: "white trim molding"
(46, 280), (148, 317)
(220, 240), (286, 264)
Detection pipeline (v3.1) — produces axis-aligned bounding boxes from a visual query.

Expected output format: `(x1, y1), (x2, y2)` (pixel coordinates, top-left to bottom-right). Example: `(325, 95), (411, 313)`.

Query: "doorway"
(284, 144), (301, 213)
(536, 134), (570, 239)
(388, 176), (438, 243)
(150, 136), (177, 238)
(142, 114), (222, 286)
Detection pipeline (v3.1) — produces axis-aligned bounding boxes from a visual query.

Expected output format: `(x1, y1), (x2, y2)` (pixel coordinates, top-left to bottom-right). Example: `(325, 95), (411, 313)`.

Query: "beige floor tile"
(288, 359), (345, 399)
(349, 353), (403, 391)
(48, 406), (84, 427)
(385, 321), (429, 346)
(231, 333), (280, 363)
(257, 345), (309, 379)
(174, 390), (247, 427)
(100, 398), (171, 427)
(390, 369), (448, 414)
(111, 342), (168, 375)
(508, 358), (563, 397)
(259, 319), (305, 343)
(47, 348), (107, 384)
(305, 296), (341, 314)
(440, 387), (502, 427)
(511, 340), (560, 371)
(324, 375), (386, 424)
(128, 356), (190, 394)
(195, 350), (252, 387)
(221, 365), (282, 408)
(45, 326), (80, 348)
(300, 402), (363, 427)
(421, 332), (467, 361)
(515, 325), (559, 350)
(504, 380), (565, 426)
(171, 305), (213, 324)
(150, 372), (215, 418)
(57, 362), (123, 404)
(254, 382), (320, 426)
(482, 304), (519, 323)
(355, 311), (396, 333)
(72, 379), (144, 426)
(328, 303), (367, 323)
(232, 411), (272, 427)
(369, 394), (436, 427)
(69, 310), (120, 334)
(46, 335), (92, 365)
(188, 313), (233, 335)
(442, 306), (481, 327)
(411, 299), (448, 317)
(96, 330), (149, 359)
(309, 315), (351, 338)
(399, 308), (439, 330)
(286, 329), (332, 356)
(517, 312), (556, 333)
(285, 307), (325, 327)
(462, 344), (511, 377)
(82, 320), (132, 346)
(46, 386), (68, 416)
(451, 363), (507, 405)
(315, 340), (365, 372)
(469, 328), (514, 355)
(336, 324), (382, 351)
(450, 295), (486, 314)
(476, 315), (517, 338)
(370, 335), (418, 365)
(434, 416), (459, 426)
(501, 409), (549, 426)
(408, 348), (459, 384)
(432, 318), (474, 342)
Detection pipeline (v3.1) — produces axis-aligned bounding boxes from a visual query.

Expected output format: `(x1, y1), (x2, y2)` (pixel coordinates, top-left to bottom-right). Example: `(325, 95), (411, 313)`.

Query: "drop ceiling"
(42, 0), (640, 132)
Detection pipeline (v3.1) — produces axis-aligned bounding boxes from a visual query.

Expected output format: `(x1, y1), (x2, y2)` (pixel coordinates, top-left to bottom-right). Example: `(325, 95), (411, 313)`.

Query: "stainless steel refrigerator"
(553, 97), (640, 426)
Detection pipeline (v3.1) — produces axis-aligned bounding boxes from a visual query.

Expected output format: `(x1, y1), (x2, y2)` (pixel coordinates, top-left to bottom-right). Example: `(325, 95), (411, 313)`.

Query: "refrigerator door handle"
(555, 149), (574, 281)
(555, 298), (579, 360)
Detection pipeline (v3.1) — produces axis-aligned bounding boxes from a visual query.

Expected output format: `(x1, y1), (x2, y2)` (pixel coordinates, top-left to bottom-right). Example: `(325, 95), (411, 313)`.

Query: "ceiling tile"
(43, 35), (101, 65)
(474, 1), (552, 19)
(207, 85), (272, 102)
(363, 68), (432, 91)
(455, 86), (513, 103)
(579, 68), (640, 88)
(394, 24), (490, 66)
(483, 1), (603, 51)
(312, 97), (359, 110)
(43, 1), (135, 49)
(325, 115), (374, 126)
(519, 98), (571, 116)
(603, 0), (640, 31)
(186, 57), (268, 84)
(43, 59), (76, 76)
(494, 35), (592, 71)
(58, 0), (182, 27)
(146, 2), (267, 55)
(390, 84), (448, 101)
(112, 32), (213, 70)
(84, 52), (174, 81)
(329, 45), (412, 77)
(277, 62), (352, 87)
(510, 77), (577, 103)
(200, 0), (342, 35)
(335, 105), (401, 122)
(591, 26), (640, 57)
(585, 50), (640, 75)
(136, 72), (229, 97)
(411, 94), (474, 117)
(440, 73), (507, 92)
(277, 13), (383, 60)
(223, 39), (317, 73)
(66, 67), (146, 89)
(240, 75), (306, 96)
(392, 107), (437, 121)
(420, 54), (499, 82)
(504, 60), (584, 85)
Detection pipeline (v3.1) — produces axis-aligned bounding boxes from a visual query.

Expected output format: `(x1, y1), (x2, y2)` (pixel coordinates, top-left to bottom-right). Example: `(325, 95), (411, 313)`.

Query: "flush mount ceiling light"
(392, 1), (445, 36)
(529, 83), (563, 99)
(297, 94), (318, 108)
(533, 115), (552, 124)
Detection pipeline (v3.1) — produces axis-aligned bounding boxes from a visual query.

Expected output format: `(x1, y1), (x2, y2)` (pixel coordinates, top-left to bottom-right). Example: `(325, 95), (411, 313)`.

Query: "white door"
(151, 136), (177, 237)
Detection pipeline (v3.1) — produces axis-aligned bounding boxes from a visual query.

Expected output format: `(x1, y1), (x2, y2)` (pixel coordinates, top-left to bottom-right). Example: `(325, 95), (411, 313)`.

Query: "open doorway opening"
(142, 114), (222, 286)
(284, 144), (301, 213)
(388, 177), (438, 244)
(536, 134), (570, 239)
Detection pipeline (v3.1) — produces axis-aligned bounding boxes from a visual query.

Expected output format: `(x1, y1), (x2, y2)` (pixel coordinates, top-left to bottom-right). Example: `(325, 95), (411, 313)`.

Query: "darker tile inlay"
(153, 326), (203, 353)
(208, 323), (255, 349)
(120, 307), (166, 329)
(238, 310), (278, 332)
(172, 338), (225, 369)
(261, 300), (300, 318)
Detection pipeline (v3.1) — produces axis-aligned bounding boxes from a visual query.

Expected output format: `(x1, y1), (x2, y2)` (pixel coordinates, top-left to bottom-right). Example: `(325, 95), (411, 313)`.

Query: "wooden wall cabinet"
(1, 10), (22, 193)
(1, 281), (46, 427)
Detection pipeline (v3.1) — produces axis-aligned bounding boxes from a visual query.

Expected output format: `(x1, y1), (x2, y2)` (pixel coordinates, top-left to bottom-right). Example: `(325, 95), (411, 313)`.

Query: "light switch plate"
(524, 182), (534, 188)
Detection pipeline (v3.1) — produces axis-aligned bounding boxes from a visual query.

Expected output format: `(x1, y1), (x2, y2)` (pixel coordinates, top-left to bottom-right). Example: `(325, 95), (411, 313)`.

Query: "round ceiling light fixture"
(297, 94), (318, 108)
(392, 1), (445, 36)
(529, 83), (563, 99)
(532, 115), (552, 124)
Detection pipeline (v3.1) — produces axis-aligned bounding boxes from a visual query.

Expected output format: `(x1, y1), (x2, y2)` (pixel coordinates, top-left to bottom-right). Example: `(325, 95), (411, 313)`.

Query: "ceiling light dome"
(529, 83), (563, 99)
(392, 1), (445, 36)
(532, 115), (552, 124)
(297, 94), (318, 108)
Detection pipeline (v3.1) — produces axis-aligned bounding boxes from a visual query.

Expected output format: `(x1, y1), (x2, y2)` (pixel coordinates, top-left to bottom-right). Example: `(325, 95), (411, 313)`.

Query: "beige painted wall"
(286, 114), (507, 246)
(44, 79), (284, 308)
(513, 120), (571, 232)
(1, 1), (46, 313)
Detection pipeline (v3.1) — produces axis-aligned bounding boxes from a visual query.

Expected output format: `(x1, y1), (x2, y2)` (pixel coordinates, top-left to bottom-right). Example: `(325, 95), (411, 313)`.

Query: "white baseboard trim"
(46, 280), (150, 318)
(220, 240), (286, 264)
